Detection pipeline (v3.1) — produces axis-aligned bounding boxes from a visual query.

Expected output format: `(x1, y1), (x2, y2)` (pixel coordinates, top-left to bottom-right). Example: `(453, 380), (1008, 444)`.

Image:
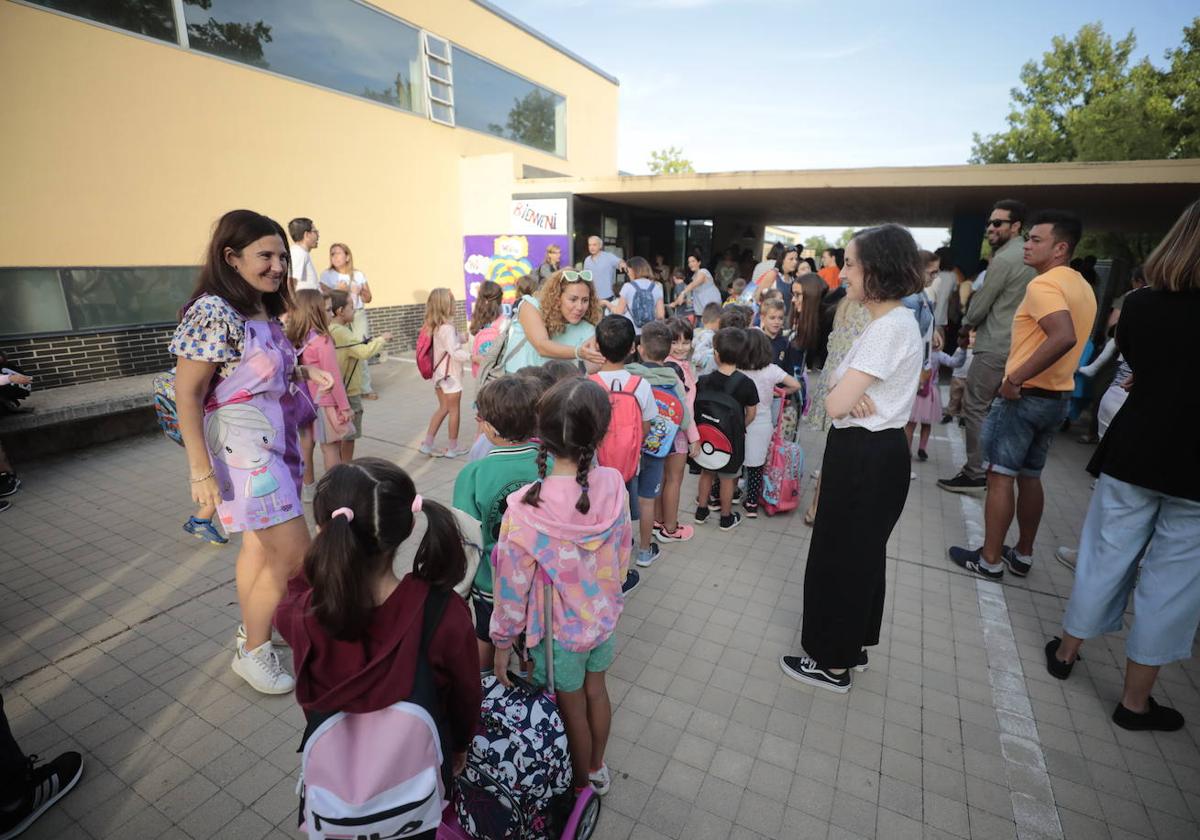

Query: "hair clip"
(411, 494), (423, 514)
(331, 507), (354, 522)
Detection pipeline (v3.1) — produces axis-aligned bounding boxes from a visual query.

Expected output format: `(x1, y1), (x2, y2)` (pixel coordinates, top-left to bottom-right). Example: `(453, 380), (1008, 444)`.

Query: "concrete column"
(949, 212), (987, 274)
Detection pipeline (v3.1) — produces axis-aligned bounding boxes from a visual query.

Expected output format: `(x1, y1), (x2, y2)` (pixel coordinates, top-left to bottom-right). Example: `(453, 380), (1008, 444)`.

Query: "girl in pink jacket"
(287, 289), (354, 499)
(491, 377), (632, 798)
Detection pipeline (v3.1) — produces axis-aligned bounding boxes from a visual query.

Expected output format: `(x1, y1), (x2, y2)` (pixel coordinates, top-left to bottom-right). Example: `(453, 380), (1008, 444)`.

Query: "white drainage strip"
(943, 421), (1064, 838)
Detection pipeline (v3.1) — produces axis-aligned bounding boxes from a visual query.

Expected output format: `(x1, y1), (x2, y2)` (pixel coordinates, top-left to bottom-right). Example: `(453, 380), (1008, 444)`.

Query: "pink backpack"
(298, 592), (449, 839)
(761, 388), (805, 516)
(416, 328), (447, 381)
(589, 374), (644, 482)
(470, 317), (507, 378)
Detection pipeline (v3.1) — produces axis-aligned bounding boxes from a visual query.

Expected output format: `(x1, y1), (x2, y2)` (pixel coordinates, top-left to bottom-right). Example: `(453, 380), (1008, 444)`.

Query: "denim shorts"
(626, 452), (667, 521)
(1063, 474), (1200, 665)
(980, 394), (1068, 477)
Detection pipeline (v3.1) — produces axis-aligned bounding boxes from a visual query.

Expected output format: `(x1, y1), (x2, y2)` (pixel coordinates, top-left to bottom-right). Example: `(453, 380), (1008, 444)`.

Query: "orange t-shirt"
(818, 266), (841, 290)
(1005, 266), (1097, 392)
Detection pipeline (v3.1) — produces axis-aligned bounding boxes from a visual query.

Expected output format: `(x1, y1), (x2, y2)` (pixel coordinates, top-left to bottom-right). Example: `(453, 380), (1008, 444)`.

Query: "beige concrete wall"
(0, 1), (619, 309)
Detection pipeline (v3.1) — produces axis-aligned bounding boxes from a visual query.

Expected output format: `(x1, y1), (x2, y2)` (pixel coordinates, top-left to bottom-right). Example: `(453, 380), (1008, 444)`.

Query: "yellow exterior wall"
(0, 0), (619, 308)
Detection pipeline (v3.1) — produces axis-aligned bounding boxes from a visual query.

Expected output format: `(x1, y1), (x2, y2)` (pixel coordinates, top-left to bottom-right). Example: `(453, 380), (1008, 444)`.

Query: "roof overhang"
(517, 159), (1200, 232)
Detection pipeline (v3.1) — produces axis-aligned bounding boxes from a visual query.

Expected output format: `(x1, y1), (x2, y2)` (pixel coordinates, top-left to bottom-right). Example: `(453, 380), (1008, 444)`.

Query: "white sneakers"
(232, 640), (295, 695)
(588, 764), (611, 795)
(236, 623), (289, 648)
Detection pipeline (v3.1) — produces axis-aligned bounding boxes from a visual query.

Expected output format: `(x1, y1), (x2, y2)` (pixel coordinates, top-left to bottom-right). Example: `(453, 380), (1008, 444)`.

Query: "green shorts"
(529, 635), (616, 693)
(346, 394), (364, 440)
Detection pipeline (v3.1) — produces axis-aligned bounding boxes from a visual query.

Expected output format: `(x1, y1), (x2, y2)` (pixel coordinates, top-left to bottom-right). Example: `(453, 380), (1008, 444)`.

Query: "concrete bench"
(0, 372), (159, 434)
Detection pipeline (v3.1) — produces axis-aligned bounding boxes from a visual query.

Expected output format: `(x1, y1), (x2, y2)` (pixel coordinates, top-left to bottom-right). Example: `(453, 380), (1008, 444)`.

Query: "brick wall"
(1, 302), (467, 391)
(1, 325), (175, 390)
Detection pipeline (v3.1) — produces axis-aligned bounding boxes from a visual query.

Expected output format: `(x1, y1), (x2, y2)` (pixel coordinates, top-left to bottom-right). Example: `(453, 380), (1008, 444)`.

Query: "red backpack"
(589, 374), (644, 482)
(415, 327), (445, 381)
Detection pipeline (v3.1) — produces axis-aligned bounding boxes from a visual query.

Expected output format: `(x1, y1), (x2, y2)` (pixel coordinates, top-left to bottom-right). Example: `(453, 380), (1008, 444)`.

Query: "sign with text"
(509, 198), (568, 235)
(463, 233), (569, 317)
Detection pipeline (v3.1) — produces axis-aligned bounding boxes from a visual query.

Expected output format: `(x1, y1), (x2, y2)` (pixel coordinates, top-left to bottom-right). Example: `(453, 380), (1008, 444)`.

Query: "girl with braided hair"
(491, 377), (633, 798)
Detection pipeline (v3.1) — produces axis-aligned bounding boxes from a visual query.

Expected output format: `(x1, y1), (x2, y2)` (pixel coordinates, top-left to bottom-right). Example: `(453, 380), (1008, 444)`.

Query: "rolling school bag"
(761, 387), (805, 516)
(297, 591), (451, 840)
(452, 568), (599, 840)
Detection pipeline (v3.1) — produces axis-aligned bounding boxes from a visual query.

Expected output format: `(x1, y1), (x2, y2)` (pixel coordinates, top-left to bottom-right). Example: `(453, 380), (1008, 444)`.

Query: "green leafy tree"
(184, 1), (272, 68)
(648, 146), (695, 175)
(803, 235), (832, 255)
(835, 228), (857, 248)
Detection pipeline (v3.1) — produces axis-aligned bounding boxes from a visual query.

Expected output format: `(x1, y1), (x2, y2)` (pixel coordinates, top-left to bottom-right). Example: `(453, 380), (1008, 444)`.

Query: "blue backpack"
(627, 280), (657, 328)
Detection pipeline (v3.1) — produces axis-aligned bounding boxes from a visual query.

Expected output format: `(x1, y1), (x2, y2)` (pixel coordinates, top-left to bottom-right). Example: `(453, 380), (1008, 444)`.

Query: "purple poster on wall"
(462, 234), (569, 318)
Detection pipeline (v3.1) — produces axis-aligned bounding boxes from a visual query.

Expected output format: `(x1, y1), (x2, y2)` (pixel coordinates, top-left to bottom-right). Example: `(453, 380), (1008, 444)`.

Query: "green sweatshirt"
(452, 442), (543, 598)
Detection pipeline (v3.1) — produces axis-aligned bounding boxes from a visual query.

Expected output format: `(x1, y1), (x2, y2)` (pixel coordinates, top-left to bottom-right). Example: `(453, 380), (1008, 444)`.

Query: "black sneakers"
(693, 506), (710, 524)
(853, 650), (869, 672)
(0, 473), (19, 498)
(917, 449), (928, 461)
(1112, 697), (1185, 732)
(948, 546), (1004, 581)
(1044, 637), (1077, 680)
(0, 751), (83, 840)
(1002, 546), (1033, 577)
(719, 511), (742, 531)
(621, 569), (641, 596)
(937, 473), (986, 494)
(779, 656), (851, 694)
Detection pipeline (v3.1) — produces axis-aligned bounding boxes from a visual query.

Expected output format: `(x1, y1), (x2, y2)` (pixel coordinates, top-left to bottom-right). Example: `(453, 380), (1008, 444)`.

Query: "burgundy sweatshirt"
(275, 573), (481, 753)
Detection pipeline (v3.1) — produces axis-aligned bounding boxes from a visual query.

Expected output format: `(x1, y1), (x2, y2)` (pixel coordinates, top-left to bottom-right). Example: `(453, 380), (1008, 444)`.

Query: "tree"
(803, 235), (832, 255)
(835, 228), (856, 248)
(183, 0), (273, 68)
(648, 147), (695, 175)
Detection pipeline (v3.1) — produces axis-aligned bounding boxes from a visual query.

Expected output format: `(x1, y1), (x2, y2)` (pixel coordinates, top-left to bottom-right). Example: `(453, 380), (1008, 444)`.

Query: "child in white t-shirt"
(738, 330), (802, 517)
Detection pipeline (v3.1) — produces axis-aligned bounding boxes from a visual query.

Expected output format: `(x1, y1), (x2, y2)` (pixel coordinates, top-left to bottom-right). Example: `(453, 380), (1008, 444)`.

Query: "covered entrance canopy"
(519, 158), (1200, 233)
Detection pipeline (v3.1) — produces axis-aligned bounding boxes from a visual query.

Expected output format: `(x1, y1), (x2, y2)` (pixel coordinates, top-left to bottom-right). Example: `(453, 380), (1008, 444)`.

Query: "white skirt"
(744, 411), (773, 468)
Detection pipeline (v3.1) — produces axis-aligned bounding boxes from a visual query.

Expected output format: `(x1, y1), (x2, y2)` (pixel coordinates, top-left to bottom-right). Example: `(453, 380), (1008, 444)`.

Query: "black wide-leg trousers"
(801, 425), (911, 669)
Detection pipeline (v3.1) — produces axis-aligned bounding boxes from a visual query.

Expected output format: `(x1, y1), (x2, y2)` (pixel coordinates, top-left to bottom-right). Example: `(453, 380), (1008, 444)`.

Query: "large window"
(0, 267), (196, 338)
(25, 0), (177, 41)
(452, 47), (566, 156)
(180, 0), (425, 114)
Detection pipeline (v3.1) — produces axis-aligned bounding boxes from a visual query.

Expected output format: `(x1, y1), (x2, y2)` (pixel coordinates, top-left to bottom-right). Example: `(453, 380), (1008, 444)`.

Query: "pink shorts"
(671, 429), (689, 455)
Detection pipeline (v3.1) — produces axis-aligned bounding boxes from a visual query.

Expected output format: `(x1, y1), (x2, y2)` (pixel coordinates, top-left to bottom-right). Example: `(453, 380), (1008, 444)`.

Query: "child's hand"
(451, 751), (467, 777)
(493, 647), (513, 687)
(308, 367), (335, 393)
(8, 373), (32, 386)
(381, 331), (394, 343)
(688, 440), (701, 459)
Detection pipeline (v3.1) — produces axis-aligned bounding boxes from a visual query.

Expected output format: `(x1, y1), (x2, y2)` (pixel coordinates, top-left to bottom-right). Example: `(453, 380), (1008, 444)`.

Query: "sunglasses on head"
(987, 219), (1014, 229)
(561, 270), (593, 283)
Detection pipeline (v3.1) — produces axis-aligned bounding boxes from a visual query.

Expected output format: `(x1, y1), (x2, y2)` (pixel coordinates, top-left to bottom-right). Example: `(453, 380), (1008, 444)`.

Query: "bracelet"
(190, 469), (214, 483)
(574, 344), (582, 360)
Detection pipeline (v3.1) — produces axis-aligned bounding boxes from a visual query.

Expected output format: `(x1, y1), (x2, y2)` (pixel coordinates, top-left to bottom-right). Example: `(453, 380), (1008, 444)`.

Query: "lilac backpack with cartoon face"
(298, 591), (450, 839)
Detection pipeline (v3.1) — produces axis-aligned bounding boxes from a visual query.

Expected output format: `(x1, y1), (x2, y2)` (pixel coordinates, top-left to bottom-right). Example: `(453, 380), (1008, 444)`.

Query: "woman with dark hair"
(672, 253), (722, 319)
(170, 209), (334, 695)
(789, 275), (826, 368)
(1045, 201), (1200, 732)
(780, 224), (925, 693)
(750, 247), (800, 308)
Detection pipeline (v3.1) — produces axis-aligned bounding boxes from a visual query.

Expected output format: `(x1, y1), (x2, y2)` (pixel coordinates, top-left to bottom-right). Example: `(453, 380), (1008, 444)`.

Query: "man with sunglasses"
(939, 199), (1036, 494)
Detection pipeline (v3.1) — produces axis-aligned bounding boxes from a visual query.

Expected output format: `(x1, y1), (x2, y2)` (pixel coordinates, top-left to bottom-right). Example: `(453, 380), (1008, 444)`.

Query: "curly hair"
(537, 270), (603, 339)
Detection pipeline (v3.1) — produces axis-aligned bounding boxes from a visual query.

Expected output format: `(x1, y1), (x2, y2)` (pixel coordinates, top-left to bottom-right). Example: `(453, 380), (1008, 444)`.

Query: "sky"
(492, 0), (1197, 248)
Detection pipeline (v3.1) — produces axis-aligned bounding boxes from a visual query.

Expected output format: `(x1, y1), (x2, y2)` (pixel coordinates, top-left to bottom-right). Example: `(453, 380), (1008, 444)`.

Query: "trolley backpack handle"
(538, 566), (557, 698)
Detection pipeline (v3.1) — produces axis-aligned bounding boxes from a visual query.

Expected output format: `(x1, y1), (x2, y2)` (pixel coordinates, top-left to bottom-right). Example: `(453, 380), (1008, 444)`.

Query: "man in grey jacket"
(939, 199), (1036, 493)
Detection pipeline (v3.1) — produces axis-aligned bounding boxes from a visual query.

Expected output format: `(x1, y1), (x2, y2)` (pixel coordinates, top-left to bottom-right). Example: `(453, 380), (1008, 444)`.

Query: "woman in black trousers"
(781, 224), (925, 693)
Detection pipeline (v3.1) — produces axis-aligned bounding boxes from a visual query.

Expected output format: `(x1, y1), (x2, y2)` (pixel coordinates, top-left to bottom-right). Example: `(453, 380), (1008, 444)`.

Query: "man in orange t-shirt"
(949, 210), (1097, 582)
(818, 248), (843, 290)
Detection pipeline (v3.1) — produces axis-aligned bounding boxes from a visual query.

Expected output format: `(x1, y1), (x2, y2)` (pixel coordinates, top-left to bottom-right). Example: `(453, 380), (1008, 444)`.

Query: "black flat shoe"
(1044, 637), (1077, 680)
(1112, 697), (1184, 732)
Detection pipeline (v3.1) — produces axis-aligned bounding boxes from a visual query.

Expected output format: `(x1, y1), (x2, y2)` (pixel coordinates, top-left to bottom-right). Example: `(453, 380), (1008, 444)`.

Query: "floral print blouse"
(168, 294), (247, 380)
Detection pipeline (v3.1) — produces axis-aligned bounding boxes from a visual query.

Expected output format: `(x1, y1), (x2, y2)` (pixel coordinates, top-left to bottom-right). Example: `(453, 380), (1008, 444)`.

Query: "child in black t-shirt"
(694, 328), (758, 531)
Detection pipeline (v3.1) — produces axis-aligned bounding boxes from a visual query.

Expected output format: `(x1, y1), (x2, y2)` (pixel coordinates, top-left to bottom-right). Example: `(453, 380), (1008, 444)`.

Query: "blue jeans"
(980, 394), (1068, 478)
(1063, 474), (1200, 665)
(625, 452), (667, 521)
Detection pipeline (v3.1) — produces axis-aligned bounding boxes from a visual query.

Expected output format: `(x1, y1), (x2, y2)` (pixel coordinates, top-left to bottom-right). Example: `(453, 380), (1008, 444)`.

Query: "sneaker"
(231, 641), (294, 695)
(948, 546), (1004, 581)
(937, 473), (986, 494)
(0, 751), (83, 840)
(743, 502), (759, 519)
(302, 482), (315, 503)
(688, 463), (701, 475)
(1055, 546), (1077, 571)
(917, 449), (928, 462)
(958, 417), (966, 427)
(183, 516), (229, 545)
(693, 506), (710, 524)
(854, 650), (869, 672)
(621, 569), (641, 596)
(418, 443), (443, 457)
(443, 447), (468, 459)
(707, 496), (721, 512)
(236, 624), (289, 649)
(0, 473), (20, 498)
(779, 656), (850, 694)
(910, 471), (918, 481)
(1002, 546), (1032, 577)
(654, 523), (694, 542)
(732, 486), (744, 505)
(636, 544), (661, 568)
(940, 414), (953, 424)
(588, 764), (612, 796)
(0, 500), (9, 514)
(719, 512), (742, 531)
(1112, 697), (1185, 732)
(1044, 637), (1077, 680)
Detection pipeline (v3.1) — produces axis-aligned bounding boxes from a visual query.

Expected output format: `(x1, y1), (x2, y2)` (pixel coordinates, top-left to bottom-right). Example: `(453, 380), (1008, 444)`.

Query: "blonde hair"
(327, 242), (355, 276)
(1144, 199), (1200, 292)
(422, 287), (456, 333)
(286, 288), (332, 348)
(205, 403), (275, 458)
(537, 270), (602, 339)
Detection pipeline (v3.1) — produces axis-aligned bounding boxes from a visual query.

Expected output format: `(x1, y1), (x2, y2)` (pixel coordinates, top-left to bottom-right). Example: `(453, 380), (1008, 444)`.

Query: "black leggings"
(801, 426), (911, 669)
(744, 466), (764, 507)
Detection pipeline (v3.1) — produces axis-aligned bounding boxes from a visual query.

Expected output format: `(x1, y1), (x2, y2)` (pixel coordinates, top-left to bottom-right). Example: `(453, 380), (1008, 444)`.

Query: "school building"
(3, 0), (1200, 393)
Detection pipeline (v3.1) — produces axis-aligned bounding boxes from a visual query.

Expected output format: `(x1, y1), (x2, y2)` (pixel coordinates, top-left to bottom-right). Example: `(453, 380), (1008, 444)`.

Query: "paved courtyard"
(1, 359), (1198, 840)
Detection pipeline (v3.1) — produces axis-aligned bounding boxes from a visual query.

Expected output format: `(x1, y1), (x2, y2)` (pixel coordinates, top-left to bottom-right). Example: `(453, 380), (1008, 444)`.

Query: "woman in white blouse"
(780, 224), (925, 694)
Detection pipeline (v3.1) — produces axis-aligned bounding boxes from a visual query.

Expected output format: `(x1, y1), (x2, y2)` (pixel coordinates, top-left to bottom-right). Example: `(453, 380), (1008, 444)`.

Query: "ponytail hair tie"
(331, 507), (354, 522)
(411, 494), (423, 514)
